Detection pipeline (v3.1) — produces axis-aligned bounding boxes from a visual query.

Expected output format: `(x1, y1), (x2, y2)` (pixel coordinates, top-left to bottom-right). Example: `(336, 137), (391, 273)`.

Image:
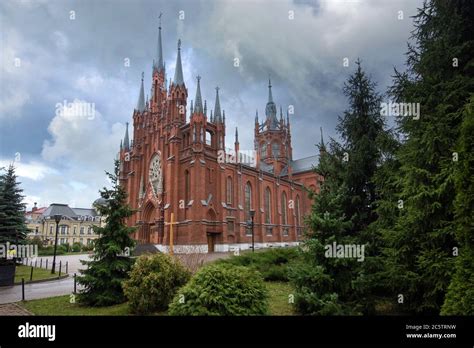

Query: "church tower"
(254, 79), (293, 176)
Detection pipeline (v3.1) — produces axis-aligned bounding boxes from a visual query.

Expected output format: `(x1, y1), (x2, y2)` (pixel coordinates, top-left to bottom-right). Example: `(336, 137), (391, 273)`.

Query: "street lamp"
(249, 210), (255, 252)
(51, 214), (62, 274)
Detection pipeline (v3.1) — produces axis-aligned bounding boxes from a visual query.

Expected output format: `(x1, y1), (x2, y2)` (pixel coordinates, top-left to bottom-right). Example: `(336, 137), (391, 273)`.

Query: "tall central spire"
(265, 77), (278, 129)
(268, 78), (273, 103)
(194, 76), (203, 113)
(154, 12), (164, 72)
(214, 86), (222, 122)
(173, 39), (185, 86)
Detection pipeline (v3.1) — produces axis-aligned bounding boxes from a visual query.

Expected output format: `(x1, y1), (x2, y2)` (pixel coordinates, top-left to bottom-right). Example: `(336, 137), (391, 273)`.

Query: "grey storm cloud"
(0, 0), (422, 209)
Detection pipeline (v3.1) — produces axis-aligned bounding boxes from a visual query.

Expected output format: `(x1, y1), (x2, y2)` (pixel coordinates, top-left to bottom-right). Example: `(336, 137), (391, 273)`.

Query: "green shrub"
(217, 247), (300, 282)
(38, 246), (65, 256)
(71, 243), (82, 252)
(168, 263), (268, 316)
(288, 260), (361, 315)
(122, 253), (190, 314)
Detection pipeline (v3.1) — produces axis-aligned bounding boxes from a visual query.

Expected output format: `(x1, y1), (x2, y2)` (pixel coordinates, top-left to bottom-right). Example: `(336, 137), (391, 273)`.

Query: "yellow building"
(25, 203), (103, 246)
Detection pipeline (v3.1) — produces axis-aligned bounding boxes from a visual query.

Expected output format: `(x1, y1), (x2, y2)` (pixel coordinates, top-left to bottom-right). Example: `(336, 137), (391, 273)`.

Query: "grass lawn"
(266, 281), (295, 315)
(14, 265), (60, 283)
(20, 295), (131, 316)
(19, 281), (295, 316)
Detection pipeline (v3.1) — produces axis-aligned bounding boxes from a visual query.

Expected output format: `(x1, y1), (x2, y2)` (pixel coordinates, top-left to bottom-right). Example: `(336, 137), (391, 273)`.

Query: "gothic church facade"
(119, 23), (322, 253)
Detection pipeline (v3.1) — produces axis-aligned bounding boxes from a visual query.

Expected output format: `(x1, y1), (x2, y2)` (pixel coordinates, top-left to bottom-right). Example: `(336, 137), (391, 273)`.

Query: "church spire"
(265, 78), (278, 129)
(173, 39), (185, 86)
(268, 78), (273, 103)
(235, 127), (239, 143)
(194, 76), (203, 113)
(154, 13), (164, 72)
(123, 122), (130, 151)
(214, 87), (222, 123)
(136, 72), (145, 112)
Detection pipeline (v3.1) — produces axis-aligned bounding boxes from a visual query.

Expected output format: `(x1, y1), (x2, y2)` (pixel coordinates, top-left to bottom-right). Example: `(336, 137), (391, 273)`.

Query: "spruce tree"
(441, 97), (474, 315)
(78, 160), (136, 306)
(290, 60), (390, 314)
(0, 165), (28, 249)
(381, 0), (474, 314)
(290, 140), (356, 314)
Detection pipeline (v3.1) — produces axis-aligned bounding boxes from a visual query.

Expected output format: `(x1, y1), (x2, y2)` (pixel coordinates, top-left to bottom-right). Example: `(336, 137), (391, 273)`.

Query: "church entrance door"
(207, 233), (215, 253)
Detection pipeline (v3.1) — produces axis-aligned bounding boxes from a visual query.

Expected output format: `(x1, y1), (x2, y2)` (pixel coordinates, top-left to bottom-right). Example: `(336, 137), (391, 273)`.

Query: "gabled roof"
(290, 155), (319, 173)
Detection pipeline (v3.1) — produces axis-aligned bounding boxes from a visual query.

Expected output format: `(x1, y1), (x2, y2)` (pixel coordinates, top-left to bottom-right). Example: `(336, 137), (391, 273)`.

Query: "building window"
(185, 170), (190, 204)
(261, 142), (267, 157)
(73, 226), (77, 235)
(296, 196), (302, 236)
(266, 227), (273, 236)
(80, 238), (83, 244)
(226, 177), (233, 205)
(193, 125), (196, 142)
(60, 225), (67, 235)
(296, 196), (301, 225)
(227, 220), (234, 234)
(264, 187), (271, 224)
(80, 227), (84, 235)
(88, 226), (92, 235)
(283, 227), (289, 236)
(206, 130), (212, 146)
(244, 182), (252, 222)
(272, 142), (280, 157)
(49, 226), (53, 234)
(281, 191), (288, 225)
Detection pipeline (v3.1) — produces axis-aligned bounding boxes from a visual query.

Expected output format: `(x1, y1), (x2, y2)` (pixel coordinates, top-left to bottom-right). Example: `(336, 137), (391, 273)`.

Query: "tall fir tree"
(381, 0), (474, 314)
(441, 96), (474, 315)
(78, 160), (136, 306)
(0, 165), (28, 249)
(290, 60), (391, 314)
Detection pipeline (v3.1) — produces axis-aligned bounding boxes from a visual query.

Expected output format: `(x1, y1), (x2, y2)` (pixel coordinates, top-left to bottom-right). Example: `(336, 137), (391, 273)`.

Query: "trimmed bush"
(168, 263), (268, 316)
(71, 243), (82, 252)
(38, 246), (65, 256)
(122, 253), (190, 314)
(216, 247), (300, 282)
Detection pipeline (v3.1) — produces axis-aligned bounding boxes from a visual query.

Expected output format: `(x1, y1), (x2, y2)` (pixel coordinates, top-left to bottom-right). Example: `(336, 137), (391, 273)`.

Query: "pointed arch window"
(264, 187), (271, 224)
(193, 125), (196, 142)
(261, 142), (267, 157)
(281, 191), (288, 225)
(272, 142), (280, 157)
(295, 195), (301, 225)
(185, 170), (191, 204)
(226, 176), (233, 205)
(244, 182), (252, 222)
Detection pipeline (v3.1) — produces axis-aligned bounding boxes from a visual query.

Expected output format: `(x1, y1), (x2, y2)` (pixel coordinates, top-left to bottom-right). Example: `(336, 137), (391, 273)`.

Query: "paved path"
(0, 252), (231, 305)
(0, 254), (90, 305)
(0, 303), (33, 315)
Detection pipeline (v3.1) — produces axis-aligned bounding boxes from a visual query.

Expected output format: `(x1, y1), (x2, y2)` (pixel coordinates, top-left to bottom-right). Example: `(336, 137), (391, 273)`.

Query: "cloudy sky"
(0, 0), (423, 210)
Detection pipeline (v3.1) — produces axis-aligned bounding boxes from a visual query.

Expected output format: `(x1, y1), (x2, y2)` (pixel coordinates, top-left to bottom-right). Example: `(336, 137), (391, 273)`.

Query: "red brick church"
(119, 22), (322, 253)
